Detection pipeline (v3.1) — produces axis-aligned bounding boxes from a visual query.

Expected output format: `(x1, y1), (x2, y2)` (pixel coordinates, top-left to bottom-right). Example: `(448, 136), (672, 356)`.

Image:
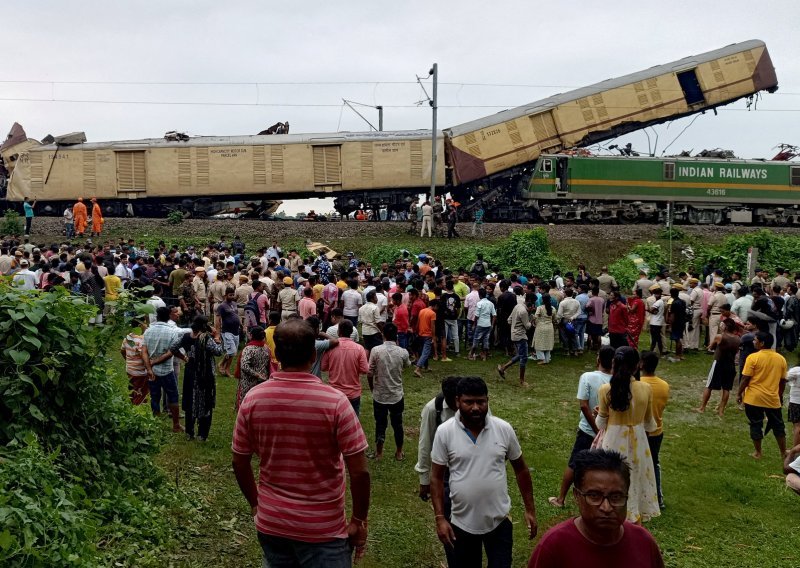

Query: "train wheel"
(618, 210), (639, 224)
(712, 210), (726, 225)
(687, 208), (700, 224)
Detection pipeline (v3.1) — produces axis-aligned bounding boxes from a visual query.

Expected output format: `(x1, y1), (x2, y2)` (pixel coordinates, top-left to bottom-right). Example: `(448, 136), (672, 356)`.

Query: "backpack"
(685, 302), (694, 320)
(471, 261), (487, 277)
(244, 292), (263, 329)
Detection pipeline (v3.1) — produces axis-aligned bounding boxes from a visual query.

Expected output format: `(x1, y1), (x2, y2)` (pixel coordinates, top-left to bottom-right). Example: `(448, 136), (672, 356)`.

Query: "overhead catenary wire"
(0, 96), (798, 111)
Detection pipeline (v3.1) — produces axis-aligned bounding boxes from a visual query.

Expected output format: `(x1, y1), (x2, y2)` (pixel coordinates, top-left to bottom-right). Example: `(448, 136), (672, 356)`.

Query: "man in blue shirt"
(23, 197), (36, 236)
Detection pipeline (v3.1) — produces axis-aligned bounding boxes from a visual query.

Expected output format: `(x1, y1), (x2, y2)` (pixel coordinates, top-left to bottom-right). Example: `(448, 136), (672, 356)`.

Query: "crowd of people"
(3, 229), (800, 567)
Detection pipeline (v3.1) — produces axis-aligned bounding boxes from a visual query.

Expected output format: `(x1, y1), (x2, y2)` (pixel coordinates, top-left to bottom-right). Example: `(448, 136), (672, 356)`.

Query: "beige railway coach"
(3, 129), (444, 204)
(444, 39), (778, 185)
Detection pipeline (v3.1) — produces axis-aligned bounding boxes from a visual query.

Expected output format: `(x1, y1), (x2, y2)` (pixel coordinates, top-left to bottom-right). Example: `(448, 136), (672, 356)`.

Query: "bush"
(0, 284), (181, 565)
(166, 210), (184, 225)
(609, 242), (667, 291)
(365, 229), (561, 278)
(692, 229), (800, 275)
(1, 209), (22, 236)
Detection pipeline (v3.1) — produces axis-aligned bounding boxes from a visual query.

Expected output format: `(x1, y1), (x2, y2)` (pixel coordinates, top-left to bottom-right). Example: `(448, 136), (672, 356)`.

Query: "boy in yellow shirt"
(738, 331), (788, 461)
(640, 351), (670, 509)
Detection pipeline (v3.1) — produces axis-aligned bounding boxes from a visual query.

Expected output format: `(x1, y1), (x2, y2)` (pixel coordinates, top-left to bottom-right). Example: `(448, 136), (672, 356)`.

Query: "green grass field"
(108, 342), (800, 568)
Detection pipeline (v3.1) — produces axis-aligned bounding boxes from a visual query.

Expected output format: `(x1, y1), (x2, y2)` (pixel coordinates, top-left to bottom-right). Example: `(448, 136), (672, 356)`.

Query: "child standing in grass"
(120, 319), (153, 405)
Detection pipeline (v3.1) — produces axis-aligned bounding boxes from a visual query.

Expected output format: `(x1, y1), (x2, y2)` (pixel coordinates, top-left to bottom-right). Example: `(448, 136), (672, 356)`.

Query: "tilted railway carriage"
(526, 154), (800, 225)
(444, 39), (777, 186)
(1, 128), (444, 217)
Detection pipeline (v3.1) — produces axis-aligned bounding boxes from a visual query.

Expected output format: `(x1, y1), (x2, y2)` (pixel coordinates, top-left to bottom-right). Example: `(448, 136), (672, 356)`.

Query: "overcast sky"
(3, 1), (798, 215)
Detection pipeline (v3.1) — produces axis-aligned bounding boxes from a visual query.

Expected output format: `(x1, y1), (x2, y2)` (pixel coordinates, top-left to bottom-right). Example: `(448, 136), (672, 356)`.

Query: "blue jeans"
(464, 319), (474, 346)
(149, 371), (179, 413)
(573, 319), (587, 351)
(445, 320), (459, 354)
(509, 339), (528, 369)
(416, 337), (433, 369)
(397, 331), (409, 350)
(258, 532), (351, 568)
(65, 222), (74, 239)
(472, 326), (491, 350)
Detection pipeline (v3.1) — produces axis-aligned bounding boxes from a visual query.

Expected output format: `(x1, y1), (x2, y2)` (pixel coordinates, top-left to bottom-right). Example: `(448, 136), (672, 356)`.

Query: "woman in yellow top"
(596, 346), (660, 524)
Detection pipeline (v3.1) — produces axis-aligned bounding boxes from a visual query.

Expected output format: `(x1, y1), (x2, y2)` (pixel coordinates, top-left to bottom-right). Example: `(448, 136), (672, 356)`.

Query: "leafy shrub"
(692, 229), (800, 275)
(1, 209), (22, 236)
(609, 242), (667, 291)
(657, 226), (686, 241)
(0, 284), (182, 565)
(365, 229), (561, 277)
(166, 210), (185, 225)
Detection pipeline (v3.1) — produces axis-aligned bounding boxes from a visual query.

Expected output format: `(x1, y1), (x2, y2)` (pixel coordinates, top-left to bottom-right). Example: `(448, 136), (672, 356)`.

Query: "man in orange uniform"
(73, 198), (88, 236)
(91, 197), (104, 237)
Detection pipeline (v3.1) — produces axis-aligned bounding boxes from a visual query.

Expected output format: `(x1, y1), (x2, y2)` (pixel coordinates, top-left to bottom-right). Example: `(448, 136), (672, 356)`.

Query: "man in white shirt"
(785, 444), (800, 496)
(463, 282), (480, 347)
(431, 377), (537, 567)
(342, 280), (364, 326)
(648, 286), (666, 356)
(359, 291), (384, 357)
(415, 376), (461, 567)
(12, 260), (38, 290)
(63, 206), (75, 239)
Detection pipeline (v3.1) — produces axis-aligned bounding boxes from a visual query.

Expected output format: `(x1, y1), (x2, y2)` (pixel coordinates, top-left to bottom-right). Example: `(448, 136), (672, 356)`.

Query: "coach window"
(541, 159), (552, 173)
(791, 166), (800, 186)
(663, 162), (675, 181)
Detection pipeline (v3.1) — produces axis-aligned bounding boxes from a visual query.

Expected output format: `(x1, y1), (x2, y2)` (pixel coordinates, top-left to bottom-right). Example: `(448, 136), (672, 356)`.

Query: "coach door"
(312, 145), (342, 192)
(116, 151), (148, 198)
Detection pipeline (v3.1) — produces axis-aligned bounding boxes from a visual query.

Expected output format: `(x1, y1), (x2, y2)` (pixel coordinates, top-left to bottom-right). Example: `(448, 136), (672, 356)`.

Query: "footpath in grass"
(109, 347), (800, 568)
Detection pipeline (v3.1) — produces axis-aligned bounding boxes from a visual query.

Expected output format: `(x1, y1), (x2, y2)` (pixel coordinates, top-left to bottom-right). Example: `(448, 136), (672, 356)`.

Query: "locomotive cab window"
(663, 162), (675, 180)
(676, 69), (706, 106)
(541, 159), (552, 173)
(791, 166), (800, 186)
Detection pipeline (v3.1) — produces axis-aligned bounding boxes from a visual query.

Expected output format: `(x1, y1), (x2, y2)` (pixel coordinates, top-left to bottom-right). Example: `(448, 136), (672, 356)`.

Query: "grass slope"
(108, 346), (799, 568)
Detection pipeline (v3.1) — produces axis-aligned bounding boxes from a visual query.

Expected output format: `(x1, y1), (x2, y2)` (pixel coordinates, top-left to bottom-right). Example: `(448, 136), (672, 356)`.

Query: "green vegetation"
(166, 210), (185, 225)
(692, 229), (800, 275)
(367, 229), (560, 276)
(0, 285), (190, 566)
(1, 209), (22, 235)
(609, 242), (668, 290)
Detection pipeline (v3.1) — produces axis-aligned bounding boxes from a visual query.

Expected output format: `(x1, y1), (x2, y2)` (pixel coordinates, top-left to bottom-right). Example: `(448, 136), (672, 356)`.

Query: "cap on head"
(283, 276), (293, 285)
(648, 284), (661, 292)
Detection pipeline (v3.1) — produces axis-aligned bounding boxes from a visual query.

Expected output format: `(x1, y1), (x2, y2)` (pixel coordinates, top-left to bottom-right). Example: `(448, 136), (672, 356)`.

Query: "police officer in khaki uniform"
(408, 198), (419, 235)
(707, 281), (727, 346)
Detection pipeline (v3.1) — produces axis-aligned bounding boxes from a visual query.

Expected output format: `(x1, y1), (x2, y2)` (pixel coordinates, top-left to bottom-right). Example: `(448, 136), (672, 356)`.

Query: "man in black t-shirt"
(440, 280), (462, 360)
(668, 287), (686, 361)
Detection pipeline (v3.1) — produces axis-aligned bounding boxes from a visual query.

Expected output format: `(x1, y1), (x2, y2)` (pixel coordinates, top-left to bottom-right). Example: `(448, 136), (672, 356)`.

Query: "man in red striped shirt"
(232, 319), (371, 567)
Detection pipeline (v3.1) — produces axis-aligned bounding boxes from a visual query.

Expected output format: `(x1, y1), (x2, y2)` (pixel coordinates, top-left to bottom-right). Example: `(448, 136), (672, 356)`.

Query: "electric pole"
(429, 63), (438, 205)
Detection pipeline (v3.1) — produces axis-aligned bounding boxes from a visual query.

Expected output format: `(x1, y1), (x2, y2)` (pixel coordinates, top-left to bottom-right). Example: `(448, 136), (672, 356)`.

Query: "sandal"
(548, 496), (565, 508)
(496, 365), (506, 379)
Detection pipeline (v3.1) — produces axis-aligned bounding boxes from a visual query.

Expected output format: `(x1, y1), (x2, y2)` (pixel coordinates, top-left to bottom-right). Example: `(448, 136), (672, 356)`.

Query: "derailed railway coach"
(525, 153), (800, 225)
(0, 39), (778, 221)
(0, 128), (444, 218)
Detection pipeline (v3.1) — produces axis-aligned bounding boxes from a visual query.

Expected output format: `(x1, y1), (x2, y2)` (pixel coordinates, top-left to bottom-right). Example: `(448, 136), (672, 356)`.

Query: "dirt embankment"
(20, 217), (796, 247)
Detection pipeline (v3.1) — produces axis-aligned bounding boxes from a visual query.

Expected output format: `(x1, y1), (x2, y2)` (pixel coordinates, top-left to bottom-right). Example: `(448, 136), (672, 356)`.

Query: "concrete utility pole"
(429, 63), (438, 205)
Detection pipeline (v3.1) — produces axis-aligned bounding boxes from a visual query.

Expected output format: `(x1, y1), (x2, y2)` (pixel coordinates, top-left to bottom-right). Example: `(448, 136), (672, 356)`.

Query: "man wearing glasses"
(528, 450), (664, 567)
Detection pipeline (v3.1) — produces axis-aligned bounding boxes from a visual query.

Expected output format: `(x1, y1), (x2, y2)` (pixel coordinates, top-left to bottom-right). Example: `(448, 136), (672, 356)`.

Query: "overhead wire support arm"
(341, 99), (383, 131)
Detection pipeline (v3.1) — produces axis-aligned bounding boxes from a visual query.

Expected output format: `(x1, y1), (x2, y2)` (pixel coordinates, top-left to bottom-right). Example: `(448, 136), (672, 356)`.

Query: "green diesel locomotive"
(525, 153), (800, 225)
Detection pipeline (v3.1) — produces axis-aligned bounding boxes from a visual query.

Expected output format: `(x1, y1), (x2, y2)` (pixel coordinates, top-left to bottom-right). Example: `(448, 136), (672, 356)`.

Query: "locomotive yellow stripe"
(530, 178), (793, 191)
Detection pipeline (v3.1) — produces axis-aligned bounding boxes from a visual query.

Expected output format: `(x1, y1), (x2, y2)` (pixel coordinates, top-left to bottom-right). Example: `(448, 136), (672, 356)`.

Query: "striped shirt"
(232, 372), (368, 542)
(321, 338), (369, 400)
(121, 333), (148, 377)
